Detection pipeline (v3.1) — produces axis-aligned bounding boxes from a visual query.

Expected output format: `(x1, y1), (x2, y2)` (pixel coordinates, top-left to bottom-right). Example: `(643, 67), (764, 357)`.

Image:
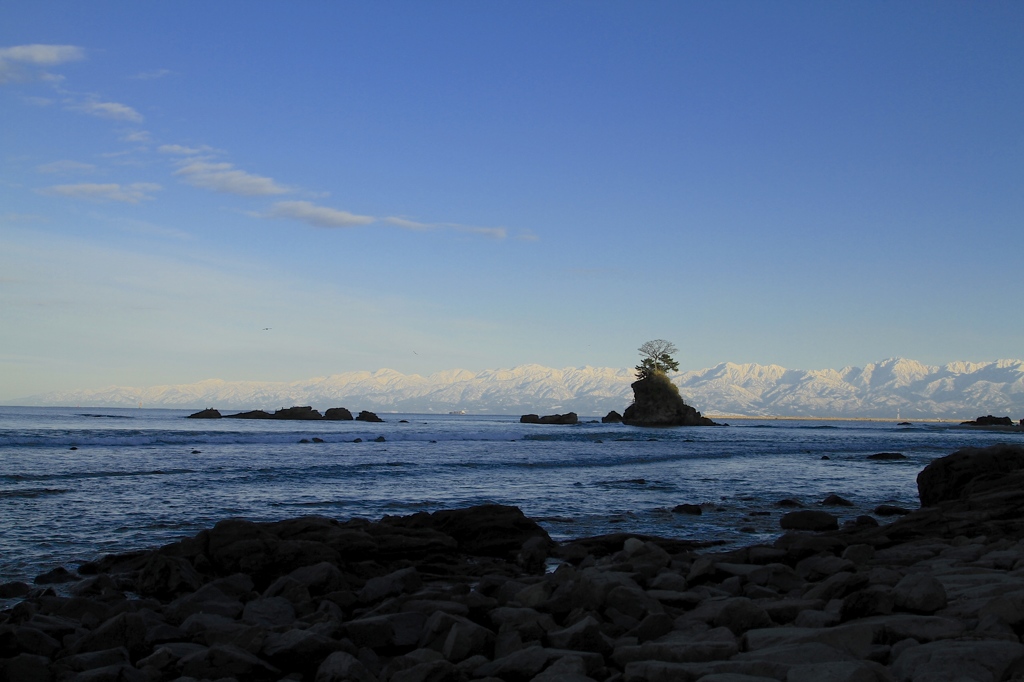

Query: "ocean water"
(0, 406), (1018, 586)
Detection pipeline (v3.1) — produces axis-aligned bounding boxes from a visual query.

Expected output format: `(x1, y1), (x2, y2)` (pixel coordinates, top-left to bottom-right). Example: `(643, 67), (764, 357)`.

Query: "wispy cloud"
(158, 144), (216, 156)
(129, 69), (171, 80)
(72, 99), (144, 123)
(0, 44), (85, 84)
(36, 160), (96, 174)
(384, 216), (507, 239)
(0, 213), (46, 224)
(121, 130), (151, 143)
(266, 201), (374, 228)
(260, 203), (508, 239)
(40, 183), (161, 204)
(115, 217), (191, 240)
(173, 161), (289, 196)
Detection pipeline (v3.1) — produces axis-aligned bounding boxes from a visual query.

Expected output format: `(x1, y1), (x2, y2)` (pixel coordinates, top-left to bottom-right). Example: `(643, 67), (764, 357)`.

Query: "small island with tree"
(621, 339), (719, 427)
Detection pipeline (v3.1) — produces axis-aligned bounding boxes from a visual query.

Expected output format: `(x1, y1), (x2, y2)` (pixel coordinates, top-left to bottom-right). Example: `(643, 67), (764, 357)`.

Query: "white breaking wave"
(13, 357), (1024, 418)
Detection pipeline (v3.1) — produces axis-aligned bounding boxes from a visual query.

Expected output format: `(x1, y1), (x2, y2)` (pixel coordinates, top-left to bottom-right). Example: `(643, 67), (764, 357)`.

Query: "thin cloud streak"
(40, 183), (161, 204)
(72, 99), (144, 123)
(267, 201), (374, 227)
(262, 203), (507, 240)
(36, 160), (96, 174)
(158, 144), (216, 156)
(173, 161), (289, 196)
(384, 216), (506, 239)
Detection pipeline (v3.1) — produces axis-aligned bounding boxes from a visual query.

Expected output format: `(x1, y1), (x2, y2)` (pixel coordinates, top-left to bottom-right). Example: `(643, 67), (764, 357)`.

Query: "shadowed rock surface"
(622, 373), (719, 427)
(186, 408), (222, 419)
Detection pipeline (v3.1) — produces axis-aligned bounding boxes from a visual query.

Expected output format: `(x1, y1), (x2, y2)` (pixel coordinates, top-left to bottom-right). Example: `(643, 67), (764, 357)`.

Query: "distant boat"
(449, 410), (467, 415)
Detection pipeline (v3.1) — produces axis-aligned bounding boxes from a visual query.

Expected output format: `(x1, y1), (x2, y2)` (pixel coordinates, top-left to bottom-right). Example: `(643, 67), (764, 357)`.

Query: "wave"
(0, 487), (70, 499)
(2, 468), (196, 482)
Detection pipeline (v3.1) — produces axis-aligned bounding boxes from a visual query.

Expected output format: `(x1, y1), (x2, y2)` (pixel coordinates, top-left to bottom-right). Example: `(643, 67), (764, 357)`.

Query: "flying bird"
(261, 327), (272, 331)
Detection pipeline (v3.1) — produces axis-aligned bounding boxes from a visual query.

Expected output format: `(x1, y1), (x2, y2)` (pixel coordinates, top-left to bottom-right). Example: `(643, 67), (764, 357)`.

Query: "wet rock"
(0, 581), (32, 598)
(601, 411), (623, 423)
(356, 410), (384, 422)
(821, 494), (854, 507)
(780, 510), (839, 532)
(672, 503), (703, 515)
(874, 504), (911, 516)
(33, 567), (78, 584)
(867, 452), (906, 460)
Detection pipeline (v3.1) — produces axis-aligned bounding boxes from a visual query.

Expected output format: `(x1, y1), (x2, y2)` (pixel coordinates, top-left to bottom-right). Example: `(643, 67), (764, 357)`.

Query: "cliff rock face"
(622, 372), (718, 426)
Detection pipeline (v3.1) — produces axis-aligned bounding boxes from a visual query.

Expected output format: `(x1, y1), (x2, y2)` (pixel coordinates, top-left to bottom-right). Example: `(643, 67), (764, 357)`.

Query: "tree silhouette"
(635, 339), (680, 380)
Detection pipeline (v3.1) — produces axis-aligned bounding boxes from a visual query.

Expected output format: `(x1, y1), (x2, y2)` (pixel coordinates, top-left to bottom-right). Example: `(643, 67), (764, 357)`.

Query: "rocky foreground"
(4, 444), (1024, 682)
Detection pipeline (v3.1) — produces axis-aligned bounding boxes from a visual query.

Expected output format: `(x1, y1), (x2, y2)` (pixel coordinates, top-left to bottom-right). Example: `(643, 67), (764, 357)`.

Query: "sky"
(1, 1), (1022, 401)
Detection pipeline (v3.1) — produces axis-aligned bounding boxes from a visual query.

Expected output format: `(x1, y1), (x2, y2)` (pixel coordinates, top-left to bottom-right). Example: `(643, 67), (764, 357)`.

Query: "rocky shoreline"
(4, 443), (1024, 682)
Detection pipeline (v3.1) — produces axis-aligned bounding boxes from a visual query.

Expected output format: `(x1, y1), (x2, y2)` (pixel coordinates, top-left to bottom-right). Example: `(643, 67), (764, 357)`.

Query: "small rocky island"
(622, 340), (718, 427)
(188, 406), (384, 422)
(519, 341), (719, 427)
(622, 371), (718, 427)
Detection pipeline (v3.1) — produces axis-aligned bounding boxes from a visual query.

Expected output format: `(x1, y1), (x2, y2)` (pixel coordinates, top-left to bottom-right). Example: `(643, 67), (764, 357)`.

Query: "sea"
(1, 406), (1019, 588)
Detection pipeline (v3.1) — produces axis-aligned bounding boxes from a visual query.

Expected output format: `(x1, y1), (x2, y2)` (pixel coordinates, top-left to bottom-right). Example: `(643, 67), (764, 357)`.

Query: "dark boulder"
(520, 414), (540, 424)
(779, 510), (838, 531)
(917, 443), (1024, 506)
(323, 407), (354, 421)
(875, 504), (911, 516)
(273, 406), (322, 420)
(225, 410), (275, 419)
(539, 412), (578, 425)
(602, 411), (623, 423)
(672, 503), (703, 515)
(187, 408), (222, 419)
(961, 415), (1013, 426)
(868, 452), (907, 460)
(356, 410), (384, 423)
(382, 504), (551, 560)
(821, 494), (854, 507)
(621, 372), (718, 427)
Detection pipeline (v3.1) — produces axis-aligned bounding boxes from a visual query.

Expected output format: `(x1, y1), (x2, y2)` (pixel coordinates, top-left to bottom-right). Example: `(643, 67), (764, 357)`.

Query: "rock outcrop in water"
(6, 445), (1024, 682)
(520, 413), (579, 425)
(186, 408), (222, 419)
(622, 372), (718, 427)
(196, 406), (363, 421)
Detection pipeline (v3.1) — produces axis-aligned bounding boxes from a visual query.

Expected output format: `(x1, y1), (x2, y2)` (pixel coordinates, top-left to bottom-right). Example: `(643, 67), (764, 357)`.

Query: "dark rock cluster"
(960, 415), (1014, 427)
(5, 444), (1024, 681)
(520, 413), (579, 425)
(189, 407), (383, 422)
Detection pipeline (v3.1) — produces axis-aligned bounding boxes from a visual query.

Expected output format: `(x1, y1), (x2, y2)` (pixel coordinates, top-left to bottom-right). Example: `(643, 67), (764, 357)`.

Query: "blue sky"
(2, 1), (1022, 400)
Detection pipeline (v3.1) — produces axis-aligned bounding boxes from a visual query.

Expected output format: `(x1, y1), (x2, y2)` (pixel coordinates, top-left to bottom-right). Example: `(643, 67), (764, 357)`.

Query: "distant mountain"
(15, 358), (1024, 419)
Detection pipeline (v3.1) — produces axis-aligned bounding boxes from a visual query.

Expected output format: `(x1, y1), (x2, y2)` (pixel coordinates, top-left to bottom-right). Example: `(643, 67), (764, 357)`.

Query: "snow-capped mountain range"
(15, 358), (1024, 419)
